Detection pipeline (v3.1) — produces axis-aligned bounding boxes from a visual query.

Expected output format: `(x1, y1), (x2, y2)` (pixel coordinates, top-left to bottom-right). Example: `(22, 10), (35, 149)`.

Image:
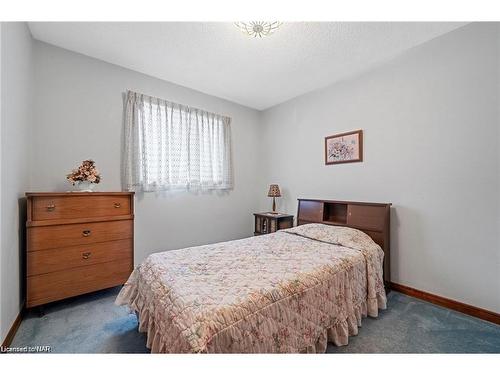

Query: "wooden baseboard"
(1, 309), (24, 348)
(389, 282), (500, 325)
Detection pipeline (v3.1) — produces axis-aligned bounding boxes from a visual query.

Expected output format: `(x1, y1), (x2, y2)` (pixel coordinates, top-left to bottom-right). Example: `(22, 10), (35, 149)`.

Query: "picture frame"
(324, 129), (363, 165)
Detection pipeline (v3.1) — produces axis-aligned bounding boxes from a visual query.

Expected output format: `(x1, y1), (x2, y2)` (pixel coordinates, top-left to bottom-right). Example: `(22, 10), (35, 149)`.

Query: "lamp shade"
(267, 184), (281, 197)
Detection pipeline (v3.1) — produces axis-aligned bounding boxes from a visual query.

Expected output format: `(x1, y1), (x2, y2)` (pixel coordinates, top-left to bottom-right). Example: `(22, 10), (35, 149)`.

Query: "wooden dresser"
(26, 192), (134, 308)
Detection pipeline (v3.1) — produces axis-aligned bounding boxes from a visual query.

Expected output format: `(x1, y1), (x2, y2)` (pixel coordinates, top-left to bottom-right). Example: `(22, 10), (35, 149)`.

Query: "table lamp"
(267, 184), (281, 213)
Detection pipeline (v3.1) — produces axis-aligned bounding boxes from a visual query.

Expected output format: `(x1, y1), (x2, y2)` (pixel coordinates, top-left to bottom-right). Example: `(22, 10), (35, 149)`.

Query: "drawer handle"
(82, 230), (92, 237)
(46, 204), (56, 212)
(113, 202), (121, 208)
(82, 252), (91, 260)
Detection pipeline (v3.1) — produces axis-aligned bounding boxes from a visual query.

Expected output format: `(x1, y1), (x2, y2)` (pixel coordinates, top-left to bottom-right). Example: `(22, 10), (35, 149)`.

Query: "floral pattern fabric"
(116, 224), (387, 353)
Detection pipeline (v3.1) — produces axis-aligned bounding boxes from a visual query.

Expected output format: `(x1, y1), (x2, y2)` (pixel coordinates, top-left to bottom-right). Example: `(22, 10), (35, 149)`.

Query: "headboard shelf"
(297, 198), (391, 207)
(323, 202), (348, 224)
(297, 198), (392, 286)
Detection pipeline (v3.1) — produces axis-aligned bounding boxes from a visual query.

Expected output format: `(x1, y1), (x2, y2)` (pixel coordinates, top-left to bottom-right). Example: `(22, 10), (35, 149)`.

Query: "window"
(123, 91), (232, 191)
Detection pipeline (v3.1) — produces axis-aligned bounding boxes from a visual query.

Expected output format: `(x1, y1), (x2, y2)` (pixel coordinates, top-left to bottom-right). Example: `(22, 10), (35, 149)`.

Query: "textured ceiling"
(28, 22), (467, 110)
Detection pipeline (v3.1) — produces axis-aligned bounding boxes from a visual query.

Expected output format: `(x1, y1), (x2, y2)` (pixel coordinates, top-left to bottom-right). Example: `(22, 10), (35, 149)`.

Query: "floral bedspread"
(116, 224), (387, 353)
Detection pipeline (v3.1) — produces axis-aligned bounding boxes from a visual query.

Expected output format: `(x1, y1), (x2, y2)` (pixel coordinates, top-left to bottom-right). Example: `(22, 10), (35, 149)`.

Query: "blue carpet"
(12, 287), (149, 353)
(11, 288), (500, 353)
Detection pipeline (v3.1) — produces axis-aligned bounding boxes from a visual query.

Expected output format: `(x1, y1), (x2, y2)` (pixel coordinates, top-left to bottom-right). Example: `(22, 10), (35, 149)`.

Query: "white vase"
(74, 181), (95, 192)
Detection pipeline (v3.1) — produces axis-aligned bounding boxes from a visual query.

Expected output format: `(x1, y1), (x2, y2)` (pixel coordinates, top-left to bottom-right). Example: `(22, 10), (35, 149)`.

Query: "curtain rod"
(125, 89), (231, 120)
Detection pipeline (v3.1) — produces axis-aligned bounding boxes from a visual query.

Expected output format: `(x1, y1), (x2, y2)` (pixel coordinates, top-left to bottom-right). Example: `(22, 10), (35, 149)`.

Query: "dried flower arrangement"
(66, 159), (101, 185)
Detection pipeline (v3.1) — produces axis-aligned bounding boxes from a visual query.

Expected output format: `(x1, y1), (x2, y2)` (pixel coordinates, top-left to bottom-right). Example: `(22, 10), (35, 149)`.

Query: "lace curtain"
(123, 91), (232, 192)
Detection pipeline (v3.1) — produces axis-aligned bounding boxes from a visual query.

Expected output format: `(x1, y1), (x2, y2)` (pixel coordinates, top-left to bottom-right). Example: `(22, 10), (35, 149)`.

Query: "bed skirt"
(116, 268), (387, 353)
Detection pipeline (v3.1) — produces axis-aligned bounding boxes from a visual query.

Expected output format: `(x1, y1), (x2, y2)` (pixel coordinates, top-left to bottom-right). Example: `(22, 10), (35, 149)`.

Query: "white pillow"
(282, 223), (378, 251)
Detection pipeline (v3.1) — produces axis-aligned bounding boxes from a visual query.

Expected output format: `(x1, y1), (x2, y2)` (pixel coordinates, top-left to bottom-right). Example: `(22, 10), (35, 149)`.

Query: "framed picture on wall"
(324, 130), (363, 165)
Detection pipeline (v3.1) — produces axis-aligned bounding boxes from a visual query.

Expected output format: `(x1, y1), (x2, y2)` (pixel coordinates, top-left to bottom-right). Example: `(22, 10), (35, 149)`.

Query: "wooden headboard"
(297, 198), (391, 286)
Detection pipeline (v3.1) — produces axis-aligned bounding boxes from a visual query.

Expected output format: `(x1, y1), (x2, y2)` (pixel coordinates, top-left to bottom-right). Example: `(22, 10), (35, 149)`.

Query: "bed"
(116, 199), (391, 353)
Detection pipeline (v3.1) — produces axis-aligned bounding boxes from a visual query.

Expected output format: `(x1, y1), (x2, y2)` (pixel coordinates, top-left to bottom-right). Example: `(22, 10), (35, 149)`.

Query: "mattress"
(116, 223), (387, 353)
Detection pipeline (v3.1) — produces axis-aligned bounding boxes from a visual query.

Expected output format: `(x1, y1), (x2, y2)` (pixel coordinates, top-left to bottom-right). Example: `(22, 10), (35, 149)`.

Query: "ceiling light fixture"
(234, 21), (283, 38)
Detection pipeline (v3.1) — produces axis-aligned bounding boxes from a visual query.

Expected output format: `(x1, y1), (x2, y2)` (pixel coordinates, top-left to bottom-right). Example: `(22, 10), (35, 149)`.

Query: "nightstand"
(254, 212), (294, 235)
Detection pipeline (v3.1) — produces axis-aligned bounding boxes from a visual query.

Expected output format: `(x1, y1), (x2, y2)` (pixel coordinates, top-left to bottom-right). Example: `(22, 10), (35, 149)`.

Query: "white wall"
(0, 22), (33, 342)
(31, 41), (263, 264)
(259, 23), (500, 313)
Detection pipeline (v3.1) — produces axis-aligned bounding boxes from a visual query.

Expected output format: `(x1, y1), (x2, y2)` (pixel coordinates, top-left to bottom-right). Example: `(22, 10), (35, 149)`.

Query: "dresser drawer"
(31, 195), (131, 221)
(28, 220), (133, 251)
(27, 239), (133, 276)
(27, 258), (133, 307)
